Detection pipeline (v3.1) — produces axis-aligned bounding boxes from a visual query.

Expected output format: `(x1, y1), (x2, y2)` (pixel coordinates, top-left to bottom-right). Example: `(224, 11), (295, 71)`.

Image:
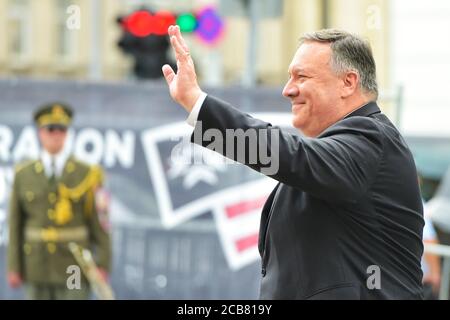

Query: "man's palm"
(162, 25), (202, 112)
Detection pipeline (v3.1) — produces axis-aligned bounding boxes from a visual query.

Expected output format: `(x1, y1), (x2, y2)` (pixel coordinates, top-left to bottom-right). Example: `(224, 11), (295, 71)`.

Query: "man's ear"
(341, 71), (359, 98)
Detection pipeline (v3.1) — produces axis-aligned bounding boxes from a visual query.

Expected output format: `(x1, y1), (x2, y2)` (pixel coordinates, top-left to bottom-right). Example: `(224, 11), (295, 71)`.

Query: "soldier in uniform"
(7, 103), (111, 300)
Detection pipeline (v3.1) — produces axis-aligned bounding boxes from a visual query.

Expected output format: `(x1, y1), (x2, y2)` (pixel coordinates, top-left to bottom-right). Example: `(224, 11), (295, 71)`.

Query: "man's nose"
(282, 81), (298, 98)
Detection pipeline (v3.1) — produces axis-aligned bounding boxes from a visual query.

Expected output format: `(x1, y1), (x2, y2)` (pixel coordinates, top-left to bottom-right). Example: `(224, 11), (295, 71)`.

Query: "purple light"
(195, 7), (224, 45)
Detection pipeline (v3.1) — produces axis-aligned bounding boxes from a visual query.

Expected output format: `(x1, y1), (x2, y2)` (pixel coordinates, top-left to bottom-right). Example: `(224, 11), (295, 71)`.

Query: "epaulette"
(68, 157), (90, 171)
(90, 165), (104, 186)
(14, 159), (37, 174)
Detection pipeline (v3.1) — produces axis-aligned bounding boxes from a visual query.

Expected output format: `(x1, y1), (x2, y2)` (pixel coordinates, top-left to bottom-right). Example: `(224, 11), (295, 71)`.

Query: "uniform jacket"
(8, 156), (111, 285)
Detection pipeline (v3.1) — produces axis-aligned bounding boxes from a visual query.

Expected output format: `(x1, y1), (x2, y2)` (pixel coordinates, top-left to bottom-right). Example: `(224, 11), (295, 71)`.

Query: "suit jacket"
(8, 156), (111, 285)
(191, 95), (424, 300)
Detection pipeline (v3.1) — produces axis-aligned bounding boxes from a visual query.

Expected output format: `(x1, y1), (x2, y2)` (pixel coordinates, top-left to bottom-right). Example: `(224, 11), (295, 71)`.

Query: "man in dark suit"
(162, 26), (424, 299)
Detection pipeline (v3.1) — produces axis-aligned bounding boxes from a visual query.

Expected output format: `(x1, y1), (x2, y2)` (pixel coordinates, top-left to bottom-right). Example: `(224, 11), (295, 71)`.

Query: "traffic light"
(117, 9), (176, 80)
(117, 7), (224, 80)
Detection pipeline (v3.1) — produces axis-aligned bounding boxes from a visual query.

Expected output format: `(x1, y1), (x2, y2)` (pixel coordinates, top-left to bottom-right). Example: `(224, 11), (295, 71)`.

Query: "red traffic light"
(121, 10), (152, 37)
(117, 7), (224, 46)
(120, 10), (176, 37)
(153, 11), (177, 36)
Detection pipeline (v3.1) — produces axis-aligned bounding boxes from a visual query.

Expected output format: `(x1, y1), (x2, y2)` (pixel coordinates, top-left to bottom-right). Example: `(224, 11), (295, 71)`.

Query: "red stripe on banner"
(235, 233), (259, 253)
(225, 196), (267, 219)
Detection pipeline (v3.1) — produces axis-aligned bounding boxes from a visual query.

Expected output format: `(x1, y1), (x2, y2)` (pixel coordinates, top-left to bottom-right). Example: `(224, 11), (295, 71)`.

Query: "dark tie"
(49, 157), (56, 183)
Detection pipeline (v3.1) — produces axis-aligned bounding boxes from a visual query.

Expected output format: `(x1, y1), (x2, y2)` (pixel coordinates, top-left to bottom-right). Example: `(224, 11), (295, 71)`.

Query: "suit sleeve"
(191, 95), (384, 203)
(7, 172), (23, 275)
(85, 167), (111, 272)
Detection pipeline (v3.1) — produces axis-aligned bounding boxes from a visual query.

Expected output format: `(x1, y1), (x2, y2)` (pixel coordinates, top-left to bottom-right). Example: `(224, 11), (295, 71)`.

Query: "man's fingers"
(168, 25), (190, 57)
(168, 25), (175, 36)
(162, 64), (175, 85)
(170, 34), (190, 62)
(173, 25), (190, 52)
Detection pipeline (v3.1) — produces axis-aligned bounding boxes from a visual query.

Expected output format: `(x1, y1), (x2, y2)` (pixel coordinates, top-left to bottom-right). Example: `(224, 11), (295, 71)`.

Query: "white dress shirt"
(186, 92), (208, 127)
(41, 149), (70, 178)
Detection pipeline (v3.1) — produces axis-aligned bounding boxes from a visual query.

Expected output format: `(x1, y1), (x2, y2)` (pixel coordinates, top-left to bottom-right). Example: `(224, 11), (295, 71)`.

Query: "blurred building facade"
(0, 0), (390, 86)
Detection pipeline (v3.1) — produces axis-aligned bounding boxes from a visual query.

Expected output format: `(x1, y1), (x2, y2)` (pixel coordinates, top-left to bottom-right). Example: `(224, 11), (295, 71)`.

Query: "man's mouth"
(292, 103), (305, 112)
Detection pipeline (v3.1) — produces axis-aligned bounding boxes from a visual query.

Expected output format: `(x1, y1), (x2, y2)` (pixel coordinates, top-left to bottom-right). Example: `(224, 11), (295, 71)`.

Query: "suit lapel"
(258, 183), (281, 254)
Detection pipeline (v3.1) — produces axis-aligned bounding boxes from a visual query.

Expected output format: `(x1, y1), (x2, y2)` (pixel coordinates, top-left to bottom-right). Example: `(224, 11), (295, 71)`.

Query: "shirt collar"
(40, 149), (70, 178)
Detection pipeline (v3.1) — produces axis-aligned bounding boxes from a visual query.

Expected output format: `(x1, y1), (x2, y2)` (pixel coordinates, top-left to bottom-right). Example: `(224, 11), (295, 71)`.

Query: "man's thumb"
(162, 64), (175, 85)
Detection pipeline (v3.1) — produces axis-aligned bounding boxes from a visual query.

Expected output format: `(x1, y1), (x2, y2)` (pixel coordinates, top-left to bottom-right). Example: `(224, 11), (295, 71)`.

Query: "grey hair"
(300, 29), (378, 99)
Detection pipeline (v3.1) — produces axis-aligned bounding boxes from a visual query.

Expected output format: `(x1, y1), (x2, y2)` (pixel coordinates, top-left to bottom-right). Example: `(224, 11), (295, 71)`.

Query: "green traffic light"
(177, 13), (197, 32)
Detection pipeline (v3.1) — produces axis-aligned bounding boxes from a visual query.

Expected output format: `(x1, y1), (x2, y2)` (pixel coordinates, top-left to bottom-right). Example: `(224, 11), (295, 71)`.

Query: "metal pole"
(203, 49), (223, 87)
(322, 0), (330, 28)
(424, 243), (450, 300)
(89, 0), (101, 80)
(440, 257), (450, 300)
(395, 85), (404, 130)
(242, 0), (259, 87)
